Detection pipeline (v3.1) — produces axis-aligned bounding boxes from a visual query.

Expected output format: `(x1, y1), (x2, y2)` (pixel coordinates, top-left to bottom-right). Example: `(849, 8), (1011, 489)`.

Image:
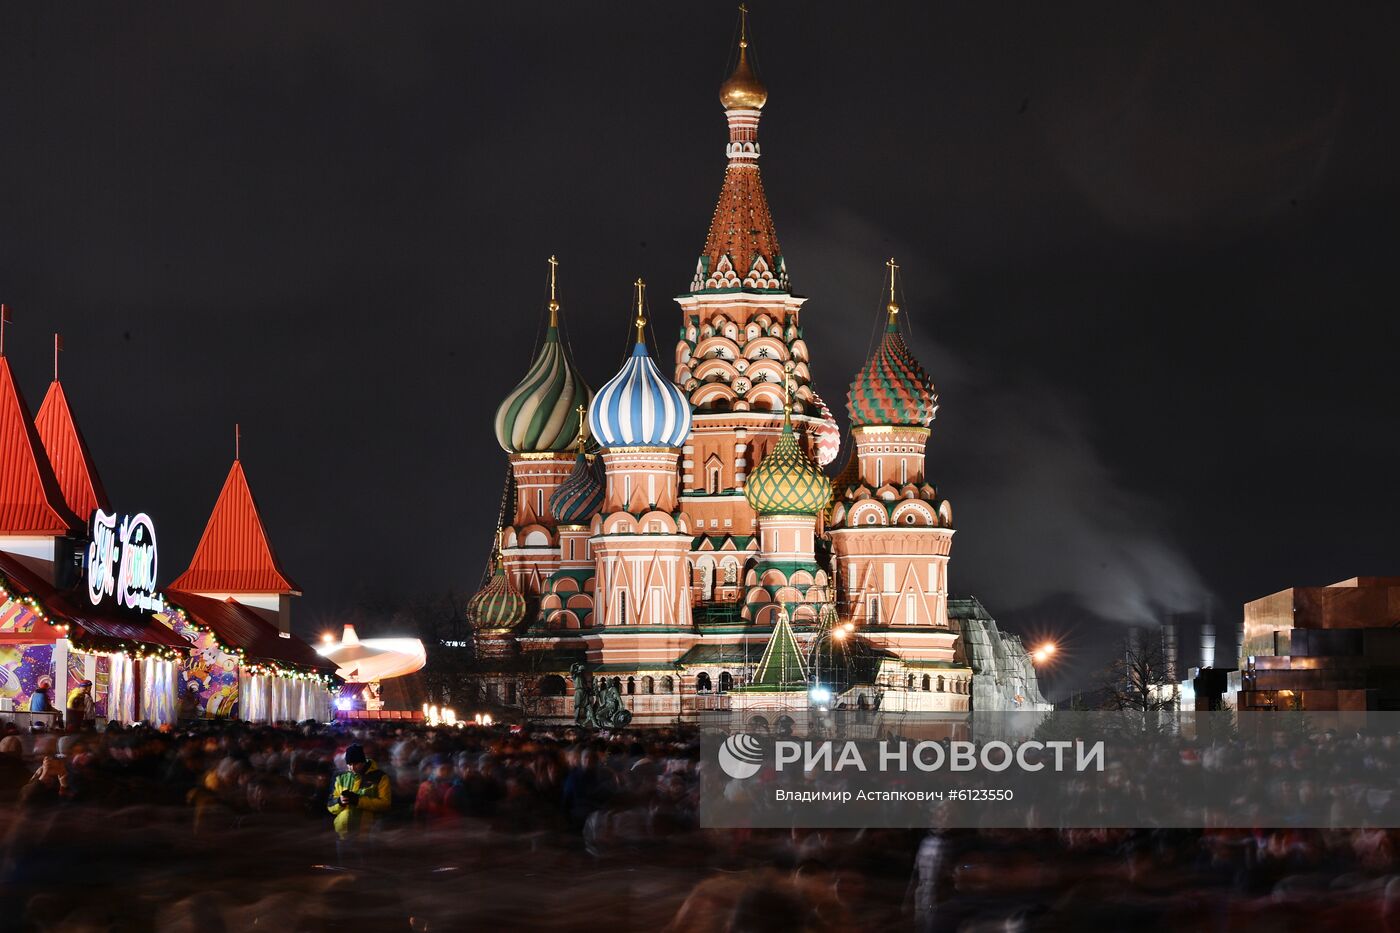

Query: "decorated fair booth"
(0, 348), (192, 724)
(0, 341), (333, 725)
(0, 546), (188, 727)
(160, 590), (334, 723)
(163, 455), (336, 723)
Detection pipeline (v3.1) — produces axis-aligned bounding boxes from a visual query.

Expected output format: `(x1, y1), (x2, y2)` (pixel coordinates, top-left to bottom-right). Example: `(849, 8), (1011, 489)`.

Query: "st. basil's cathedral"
(470, 15), (1047, 722)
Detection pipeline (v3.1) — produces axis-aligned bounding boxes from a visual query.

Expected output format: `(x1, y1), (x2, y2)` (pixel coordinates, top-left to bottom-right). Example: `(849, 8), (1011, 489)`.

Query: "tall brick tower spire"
(829, 260), (957, 662)
(675, 8), (839, 620)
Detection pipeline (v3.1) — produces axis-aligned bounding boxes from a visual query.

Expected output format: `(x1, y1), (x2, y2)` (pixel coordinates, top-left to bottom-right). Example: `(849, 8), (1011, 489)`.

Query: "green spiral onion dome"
(549, 452), (604, 525)
(469, 561), (526, 632)
(846, 319), (938, 428)
(745, 418), (832, 516)
(495, 323), (593, 454)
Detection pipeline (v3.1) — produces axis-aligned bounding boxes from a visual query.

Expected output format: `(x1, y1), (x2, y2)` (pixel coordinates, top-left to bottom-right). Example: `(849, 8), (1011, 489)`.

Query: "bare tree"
(394, 589), (476, 708)
(1098, 629), (1179, 711)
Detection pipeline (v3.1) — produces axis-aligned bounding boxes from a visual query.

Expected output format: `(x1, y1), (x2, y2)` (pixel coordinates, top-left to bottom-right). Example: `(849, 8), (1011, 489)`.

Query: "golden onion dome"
(745, 419), (831, 516)
(720, 41), (768, 110)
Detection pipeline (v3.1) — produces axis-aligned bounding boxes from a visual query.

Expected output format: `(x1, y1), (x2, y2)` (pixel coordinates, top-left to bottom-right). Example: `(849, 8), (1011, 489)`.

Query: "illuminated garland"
(0, 570), (331, 683)
(157, 600), (248, 664)
(242, 661), (336, 685)
(160, 599), (331, 684)
(0, 570), (180, 662)
(66, 642), (184, 664)
(0, 574), (68, 636)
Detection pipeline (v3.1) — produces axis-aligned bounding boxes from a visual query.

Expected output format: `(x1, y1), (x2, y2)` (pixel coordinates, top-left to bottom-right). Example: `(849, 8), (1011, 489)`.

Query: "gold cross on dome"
(886, 257), (900, 322)
(634, 278), (647, 340)
(547, 255), (560, 325)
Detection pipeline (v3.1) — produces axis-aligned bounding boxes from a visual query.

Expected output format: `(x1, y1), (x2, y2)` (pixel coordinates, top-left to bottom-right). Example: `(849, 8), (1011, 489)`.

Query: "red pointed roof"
(697, 162), (785, 290)
(168, 459), (301, 594)
(35, 380), (111, 522)
(0, 357), (81, 535)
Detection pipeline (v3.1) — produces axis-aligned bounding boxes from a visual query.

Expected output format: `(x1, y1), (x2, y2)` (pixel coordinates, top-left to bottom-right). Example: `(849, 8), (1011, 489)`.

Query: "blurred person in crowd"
(28, 681), (52, 714)
(64, 681), (92, 733)
(21, 755), (70, 806)
(177, 684), (200, 724)
(413, 755), (459, 829)
(0, 734), (28, 799)
(327, 743), (390, 866)
(906, 824), (953, 933)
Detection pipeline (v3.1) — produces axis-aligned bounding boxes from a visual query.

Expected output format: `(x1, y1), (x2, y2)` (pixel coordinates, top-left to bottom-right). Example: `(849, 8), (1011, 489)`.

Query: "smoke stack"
(1201, 623), (1216, 669)
(1162, 621), (1178, 680)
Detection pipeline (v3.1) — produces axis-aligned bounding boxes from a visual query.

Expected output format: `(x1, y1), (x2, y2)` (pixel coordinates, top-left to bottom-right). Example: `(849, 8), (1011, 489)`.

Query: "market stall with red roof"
(1, 332), (334, 725)
(161, 455), (336, 722)
(0, 347), (190, 724)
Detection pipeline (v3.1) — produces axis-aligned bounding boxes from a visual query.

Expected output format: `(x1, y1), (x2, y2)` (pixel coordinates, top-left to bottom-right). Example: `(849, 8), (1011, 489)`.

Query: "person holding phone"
(326, 743), (390, 866)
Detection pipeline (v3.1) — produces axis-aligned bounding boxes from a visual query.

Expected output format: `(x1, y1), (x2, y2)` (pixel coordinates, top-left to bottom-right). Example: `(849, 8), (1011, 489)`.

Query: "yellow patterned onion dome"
(720, 44), (768, 110)
(469, 563), (526, 631)
(495, 323), (592, 454)
(846, 319), (938, 428)
(745, 421), (832, 516)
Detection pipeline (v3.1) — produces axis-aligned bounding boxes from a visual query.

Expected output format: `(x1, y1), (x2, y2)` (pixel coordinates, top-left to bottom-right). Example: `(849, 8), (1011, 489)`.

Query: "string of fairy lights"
(0, 570), (333, 686)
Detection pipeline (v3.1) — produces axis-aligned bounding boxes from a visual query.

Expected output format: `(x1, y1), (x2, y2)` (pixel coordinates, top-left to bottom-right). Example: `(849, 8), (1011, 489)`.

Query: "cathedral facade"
(470, 20), (1046, 722)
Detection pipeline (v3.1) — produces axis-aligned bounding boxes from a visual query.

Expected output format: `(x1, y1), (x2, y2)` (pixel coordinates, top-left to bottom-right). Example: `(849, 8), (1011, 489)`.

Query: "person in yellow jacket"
(327, 743), (390, 865)
(65, 680), (93, 733)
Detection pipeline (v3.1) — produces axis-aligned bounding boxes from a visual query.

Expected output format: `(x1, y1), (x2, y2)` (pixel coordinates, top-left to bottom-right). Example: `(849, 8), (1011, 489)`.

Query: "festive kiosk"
(163, 454), (336, 722)
(0, 348), (189, 725)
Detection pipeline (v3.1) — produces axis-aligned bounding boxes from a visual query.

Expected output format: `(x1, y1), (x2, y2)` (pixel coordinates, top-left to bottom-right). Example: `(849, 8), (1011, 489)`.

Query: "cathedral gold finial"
(782, 369), (795, 421)
(574, 404), (587, 452)
(547, 255), (560, 327)
(634, 277), (647, 341)
(720, 4), (768, 110)
(886, 257), (900, 324)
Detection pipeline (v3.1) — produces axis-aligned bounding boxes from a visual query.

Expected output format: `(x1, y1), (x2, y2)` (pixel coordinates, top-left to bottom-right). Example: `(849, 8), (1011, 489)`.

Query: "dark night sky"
(1, 3), (1396, 689)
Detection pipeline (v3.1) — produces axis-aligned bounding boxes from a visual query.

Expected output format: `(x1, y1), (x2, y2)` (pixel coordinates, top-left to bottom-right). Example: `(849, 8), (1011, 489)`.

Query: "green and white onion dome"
(469, 562), (526, 631)
(495, 323), (592, 454)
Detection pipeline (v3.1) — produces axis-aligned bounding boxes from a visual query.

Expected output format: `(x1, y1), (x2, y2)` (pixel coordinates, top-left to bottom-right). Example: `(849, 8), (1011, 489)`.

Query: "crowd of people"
(0, 715), (1398, 930)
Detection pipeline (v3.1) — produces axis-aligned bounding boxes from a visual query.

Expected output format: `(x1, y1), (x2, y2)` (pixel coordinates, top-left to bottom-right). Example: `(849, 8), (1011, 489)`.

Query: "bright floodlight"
(809, 686), (832, 703)
(1041, 642), (1057, 656)
(842, 622), (855, 633)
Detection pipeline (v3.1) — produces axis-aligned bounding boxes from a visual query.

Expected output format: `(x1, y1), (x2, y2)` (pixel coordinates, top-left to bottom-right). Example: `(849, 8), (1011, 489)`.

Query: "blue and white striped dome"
(589, 341), (692, 448)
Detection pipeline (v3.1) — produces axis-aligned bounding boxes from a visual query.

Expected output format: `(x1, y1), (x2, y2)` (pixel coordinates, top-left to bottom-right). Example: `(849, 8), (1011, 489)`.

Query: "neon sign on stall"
(87, 510), (161, 612)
